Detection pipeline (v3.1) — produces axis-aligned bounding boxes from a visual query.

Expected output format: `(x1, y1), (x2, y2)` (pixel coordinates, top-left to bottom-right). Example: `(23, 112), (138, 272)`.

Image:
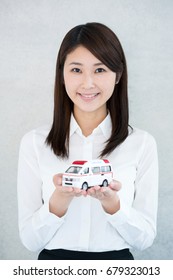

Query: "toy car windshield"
(65, 166), (82, 174)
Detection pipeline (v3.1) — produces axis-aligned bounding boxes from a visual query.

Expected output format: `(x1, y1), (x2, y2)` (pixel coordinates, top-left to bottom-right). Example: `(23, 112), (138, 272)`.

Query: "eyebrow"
(69, 62), (104, 66)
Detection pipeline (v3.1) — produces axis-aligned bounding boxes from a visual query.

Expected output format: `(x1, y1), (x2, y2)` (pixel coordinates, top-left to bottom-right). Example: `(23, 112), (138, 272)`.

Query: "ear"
(115, 72), (122, 84)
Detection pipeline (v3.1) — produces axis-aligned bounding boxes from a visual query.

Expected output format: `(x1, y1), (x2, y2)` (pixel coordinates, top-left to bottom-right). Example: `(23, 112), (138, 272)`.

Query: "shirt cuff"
(38, 201), (66, 227)
(105, 199), (130, 226)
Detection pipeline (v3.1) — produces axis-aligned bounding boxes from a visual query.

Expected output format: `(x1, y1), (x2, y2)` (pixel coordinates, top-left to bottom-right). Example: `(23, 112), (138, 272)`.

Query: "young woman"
(17, 22), (158, 260)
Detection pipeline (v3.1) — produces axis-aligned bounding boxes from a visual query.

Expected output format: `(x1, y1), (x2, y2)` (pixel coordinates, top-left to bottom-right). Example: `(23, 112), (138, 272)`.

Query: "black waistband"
(38, 248), (134, 260)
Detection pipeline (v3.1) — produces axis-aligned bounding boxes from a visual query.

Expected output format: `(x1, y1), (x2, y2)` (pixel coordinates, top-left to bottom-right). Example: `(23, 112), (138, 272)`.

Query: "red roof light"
(72, 160), (87, 165)
(103, 159), (109, 163)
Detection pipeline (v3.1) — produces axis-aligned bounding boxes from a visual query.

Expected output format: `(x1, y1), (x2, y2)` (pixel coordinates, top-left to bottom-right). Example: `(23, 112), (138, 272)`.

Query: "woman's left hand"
(87, 180), (121, 215)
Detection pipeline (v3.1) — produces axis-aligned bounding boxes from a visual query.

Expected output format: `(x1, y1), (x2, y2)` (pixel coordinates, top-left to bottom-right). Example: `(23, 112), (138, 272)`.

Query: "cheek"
(103, 80), (115, 96)
(64, 77), (74, 95)
(100, 74), (116, 94)
(63, 71), (71, 91)
(64, 74), (79, 93)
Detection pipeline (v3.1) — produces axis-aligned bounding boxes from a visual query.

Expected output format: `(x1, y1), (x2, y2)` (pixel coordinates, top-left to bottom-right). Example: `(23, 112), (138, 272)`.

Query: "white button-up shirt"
(17, 114), (158, 252)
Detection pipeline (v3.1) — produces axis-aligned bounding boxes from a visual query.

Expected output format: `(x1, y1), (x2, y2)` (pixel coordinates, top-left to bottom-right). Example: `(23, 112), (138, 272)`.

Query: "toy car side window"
(101, 166), (106, 172)
(83, 168), (89, 174)
(65, 166), (82, 173)
(92, 167), (100, 173)
(106, 166), (111, 171)
(101, 166), (111, 172)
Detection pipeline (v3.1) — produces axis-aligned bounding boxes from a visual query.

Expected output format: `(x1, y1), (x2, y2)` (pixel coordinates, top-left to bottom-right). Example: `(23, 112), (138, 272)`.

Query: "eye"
(71, 68), (82, 73)
(95, 68), (106, 73)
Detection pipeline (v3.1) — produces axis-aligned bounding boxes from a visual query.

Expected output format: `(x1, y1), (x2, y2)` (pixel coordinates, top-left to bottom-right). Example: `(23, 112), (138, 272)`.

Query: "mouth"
(77, 92), (100, 101)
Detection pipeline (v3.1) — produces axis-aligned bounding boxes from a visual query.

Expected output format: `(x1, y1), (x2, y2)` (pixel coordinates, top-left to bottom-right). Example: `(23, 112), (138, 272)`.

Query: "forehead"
(64, 45), (102, 65)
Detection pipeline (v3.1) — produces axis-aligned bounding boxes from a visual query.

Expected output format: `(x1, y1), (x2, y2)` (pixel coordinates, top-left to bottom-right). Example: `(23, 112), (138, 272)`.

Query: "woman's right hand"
(49, 173), (86, 217)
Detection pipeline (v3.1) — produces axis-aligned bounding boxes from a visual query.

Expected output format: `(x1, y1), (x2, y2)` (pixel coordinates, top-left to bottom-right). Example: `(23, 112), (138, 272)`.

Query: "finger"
(87, 187), (97, 195)
(72, 188), (87, 197)
(61, 186), (74, 193)
(53, 173), (63, 186)
(94, 190), (105, 200)
(74, 192), (85, 197)
(88, 187), (104, 199)
(109, 180), (122, 191)
(100, 186), (113, 197)
(93, 185), (101, 191)
(100, 186), (111, 193)
(73, 188), (83, 195)
(88, 185), (100, 192)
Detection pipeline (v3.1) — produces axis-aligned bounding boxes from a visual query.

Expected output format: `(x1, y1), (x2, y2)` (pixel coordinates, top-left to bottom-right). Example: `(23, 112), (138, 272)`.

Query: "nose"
(81, 73), (95, 89)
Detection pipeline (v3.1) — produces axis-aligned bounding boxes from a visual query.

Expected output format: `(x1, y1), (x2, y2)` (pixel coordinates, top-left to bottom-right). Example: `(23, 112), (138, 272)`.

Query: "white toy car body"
(62, 159), (113, 190)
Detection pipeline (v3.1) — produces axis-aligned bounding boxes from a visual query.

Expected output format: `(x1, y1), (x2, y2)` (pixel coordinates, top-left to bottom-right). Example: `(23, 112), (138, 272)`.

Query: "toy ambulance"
(62, 159), (113, 190)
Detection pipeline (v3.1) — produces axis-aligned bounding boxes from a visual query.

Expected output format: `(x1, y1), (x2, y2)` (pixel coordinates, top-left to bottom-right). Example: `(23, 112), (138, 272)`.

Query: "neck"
(73, 109), (107, 137)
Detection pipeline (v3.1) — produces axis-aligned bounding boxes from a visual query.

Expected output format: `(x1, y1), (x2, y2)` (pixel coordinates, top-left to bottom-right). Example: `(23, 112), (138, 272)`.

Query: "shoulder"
(119, 127), (158, 158)
(128, 127), (158, 160)
(20, 125), (50, 151)
(129, 127), (157, 146)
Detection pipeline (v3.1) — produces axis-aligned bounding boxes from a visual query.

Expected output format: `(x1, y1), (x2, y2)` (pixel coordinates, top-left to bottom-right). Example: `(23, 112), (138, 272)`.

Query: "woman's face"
(63, 45), (116, 118)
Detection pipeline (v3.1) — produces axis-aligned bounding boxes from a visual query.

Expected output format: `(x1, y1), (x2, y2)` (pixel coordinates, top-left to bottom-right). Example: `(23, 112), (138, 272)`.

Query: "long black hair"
(46, 22), (129, 158)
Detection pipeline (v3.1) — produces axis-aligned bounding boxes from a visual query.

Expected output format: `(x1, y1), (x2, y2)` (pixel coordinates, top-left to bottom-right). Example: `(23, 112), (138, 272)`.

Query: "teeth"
(80, 93), (98, 98)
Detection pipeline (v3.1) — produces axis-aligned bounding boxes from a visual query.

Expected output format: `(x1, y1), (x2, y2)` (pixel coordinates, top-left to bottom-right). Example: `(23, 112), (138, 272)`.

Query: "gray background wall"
(0, 0), (173, 260)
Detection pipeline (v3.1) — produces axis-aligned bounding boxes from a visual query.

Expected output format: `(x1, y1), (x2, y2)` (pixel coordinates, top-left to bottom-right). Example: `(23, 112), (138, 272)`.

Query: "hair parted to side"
(46, 22), (129, 158)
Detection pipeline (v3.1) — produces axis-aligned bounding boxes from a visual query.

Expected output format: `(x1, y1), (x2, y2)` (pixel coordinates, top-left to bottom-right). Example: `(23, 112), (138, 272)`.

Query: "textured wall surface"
(0, 0), (173, 259)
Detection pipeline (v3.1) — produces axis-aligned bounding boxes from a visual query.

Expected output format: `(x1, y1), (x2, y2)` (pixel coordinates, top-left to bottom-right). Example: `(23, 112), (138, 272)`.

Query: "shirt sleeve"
(17, 130), (65, 252)
(106, 133), (159, 250)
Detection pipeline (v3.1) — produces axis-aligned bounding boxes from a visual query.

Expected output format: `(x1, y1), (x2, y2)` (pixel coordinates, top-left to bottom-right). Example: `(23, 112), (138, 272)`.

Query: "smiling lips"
(78, 92), (99, 101)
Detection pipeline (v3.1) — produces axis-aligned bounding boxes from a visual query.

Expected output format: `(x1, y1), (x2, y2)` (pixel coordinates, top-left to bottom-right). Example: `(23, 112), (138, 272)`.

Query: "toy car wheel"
(102, 180), (108, 187)
(82, 182), (88, 190)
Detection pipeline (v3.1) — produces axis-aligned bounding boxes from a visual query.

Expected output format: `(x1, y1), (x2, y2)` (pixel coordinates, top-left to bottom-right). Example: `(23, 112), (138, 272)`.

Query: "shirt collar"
(70, 113), (112, 138)
(69, 114), (80, 137)
(98, 113), (112, 138)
